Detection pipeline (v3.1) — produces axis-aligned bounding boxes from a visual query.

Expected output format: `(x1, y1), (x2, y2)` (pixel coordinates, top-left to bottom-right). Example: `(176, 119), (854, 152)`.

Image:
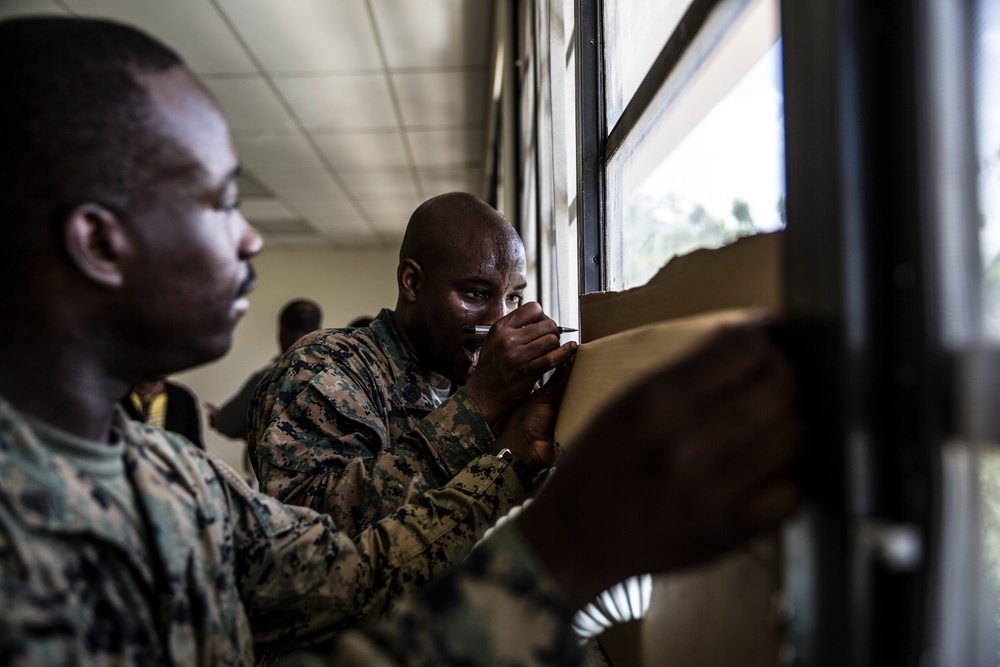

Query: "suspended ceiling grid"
(1, 0), (495, 249)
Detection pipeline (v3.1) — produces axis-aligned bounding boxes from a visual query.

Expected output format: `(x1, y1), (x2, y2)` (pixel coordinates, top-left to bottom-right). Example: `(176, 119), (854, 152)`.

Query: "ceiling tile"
(265, 235), (333, 249)
(240, 197), (298, 221)
(65, 0), (256, 74)
(275, 74), (397, 130)
(215, 0), (381, 73)
(232, 133), (327, 173)
(406, 128), (485, 168)
(322, 229), (385, 248)
(340, 171), (419, 199)
(358, 198), (421, 232)
(238, 170), (274, 198)
(371, 0), (492, 69)
(295, 199), (368, 226)
(313, 131), (410, 170)
(252, 218), (316, 235)
(201, 77), (298, 131)
(367, 216), (409, 236)
(376, 230), (406, 250)
(393, 70), (488, 127)
(420, 167), (484, 196)
(298, 204), (380, 247)
(0, 0), (68, 18)
(253, 171), (348, 202)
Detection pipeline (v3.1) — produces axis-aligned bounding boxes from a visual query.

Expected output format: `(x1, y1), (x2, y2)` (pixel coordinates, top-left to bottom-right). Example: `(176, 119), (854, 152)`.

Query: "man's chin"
(183, 332), (234, 372)
(450, 365), (474, 387)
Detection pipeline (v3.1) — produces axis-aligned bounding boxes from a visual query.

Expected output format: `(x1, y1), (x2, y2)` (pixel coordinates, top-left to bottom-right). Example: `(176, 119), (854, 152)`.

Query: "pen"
(462, 325), (578, 335)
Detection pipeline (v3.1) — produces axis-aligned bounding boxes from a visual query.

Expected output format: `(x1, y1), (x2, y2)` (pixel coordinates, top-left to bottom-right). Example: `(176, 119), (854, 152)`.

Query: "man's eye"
(219, 199), (241, 213)
(507, 294), (523, 304)
(466, 290), (488, 299)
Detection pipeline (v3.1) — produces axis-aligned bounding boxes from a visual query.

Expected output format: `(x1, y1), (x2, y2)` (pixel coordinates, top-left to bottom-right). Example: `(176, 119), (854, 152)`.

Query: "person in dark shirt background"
(121, 377), (204, 449)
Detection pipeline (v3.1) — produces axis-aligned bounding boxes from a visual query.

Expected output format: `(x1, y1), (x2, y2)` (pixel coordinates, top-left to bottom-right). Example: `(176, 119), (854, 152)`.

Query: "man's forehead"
(140, 67), (236, 182)
(458, 221), (523, 253)
(447, 234), (526, 284)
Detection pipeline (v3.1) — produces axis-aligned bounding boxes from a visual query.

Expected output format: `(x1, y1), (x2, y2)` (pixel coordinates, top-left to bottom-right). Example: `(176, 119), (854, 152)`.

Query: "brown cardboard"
(579, 231), (783, 343)
(565, 231), (784, 667)
(598, 539), (782, 667)
(553, 308), (765, 456)
(642, 538), (781, 666)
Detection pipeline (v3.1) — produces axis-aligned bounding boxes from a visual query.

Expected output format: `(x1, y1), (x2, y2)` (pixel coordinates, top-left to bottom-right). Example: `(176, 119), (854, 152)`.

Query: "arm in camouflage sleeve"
(249, 336), (498, 537)
(320, 324), (803, 667)
(327, 523), (582, 667)
(224, 455), (531, 652)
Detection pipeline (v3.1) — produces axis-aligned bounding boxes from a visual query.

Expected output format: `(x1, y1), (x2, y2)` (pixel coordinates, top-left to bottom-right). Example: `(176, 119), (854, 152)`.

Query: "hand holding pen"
(462, 303), (577, 426)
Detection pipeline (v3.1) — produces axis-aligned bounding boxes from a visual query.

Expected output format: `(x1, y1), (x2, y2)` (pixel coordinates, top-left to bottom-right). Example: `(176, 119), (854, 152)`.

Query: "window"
(603, 0), (690, 127)
(580, 0), (782, 292)
(618, 38), (783, 289)
(974, 0), (1000, 638)
(978, 0), (1000, 340)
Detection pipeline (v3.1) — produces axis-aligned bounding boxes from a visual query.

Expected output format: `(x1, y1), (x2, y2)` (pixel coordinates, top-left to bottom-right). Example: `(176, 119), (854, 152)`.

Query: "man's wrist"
(463, 382), (505, 427)
(496, 448), (533, 492)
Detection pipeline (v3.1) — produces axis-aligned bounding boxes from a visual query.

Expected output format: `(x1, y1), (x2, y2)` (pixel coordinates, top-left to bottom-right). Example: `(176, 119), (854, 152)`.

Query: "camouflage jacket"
(249, 308), (513, 538)
(0, 396), (578, 665)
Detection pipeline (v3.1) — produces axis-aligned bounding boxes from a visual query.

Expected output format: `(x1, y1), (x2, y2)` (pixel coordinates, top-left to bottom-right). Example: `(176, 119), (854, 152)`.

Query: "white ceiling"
(0, 0), (495, 249)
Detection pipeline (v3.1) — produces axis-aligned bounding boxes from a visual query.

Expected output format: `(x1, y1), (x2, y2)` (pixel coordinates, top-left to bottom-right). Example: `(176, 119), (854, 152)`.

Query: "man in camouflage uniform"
(209, 298), (323, 489)
(0, 16), (801, 665)
(249, 195), (575, 539)
(209, 298), (324, 443)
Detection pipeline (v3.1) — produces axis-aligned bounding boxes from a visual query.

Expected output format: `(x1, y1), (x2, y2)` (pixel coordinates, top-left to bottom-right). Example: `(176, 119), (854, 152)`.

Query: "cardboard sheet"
(553, 307), (765, 455)
(579, 231), (782, 343)
(566, 231), (785, 667)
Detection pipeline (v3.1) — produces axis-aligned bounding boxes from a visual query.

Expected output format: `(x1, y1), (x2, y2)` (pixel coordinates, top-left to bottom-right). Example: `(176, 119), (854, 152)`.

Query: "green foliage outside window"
(622, 193), (786, 288)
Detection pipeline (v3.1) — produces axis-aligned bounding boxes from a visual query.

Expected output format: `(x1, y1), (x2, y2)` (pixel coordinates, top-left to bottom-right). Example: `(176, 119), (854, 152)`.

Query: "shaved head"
(279, 299), (323, 351)
(399, 192), (521, 269)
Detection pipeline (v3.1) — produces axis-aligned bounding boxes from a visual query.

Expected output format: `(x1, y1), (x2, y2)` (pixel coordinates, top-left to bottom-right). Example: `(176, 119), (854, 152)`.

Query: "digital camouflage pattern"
(333, 523), (582, 667)
(249, 308), (516, 538)
(0, 395), (560, 665)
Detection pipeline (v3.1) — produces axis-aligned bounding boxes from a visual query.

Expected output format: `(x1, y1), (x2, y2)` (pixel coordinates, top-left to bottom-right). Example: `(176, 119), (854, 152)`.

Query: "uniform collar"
(0, 396), (220, 573)
(368, 308), (448, 411)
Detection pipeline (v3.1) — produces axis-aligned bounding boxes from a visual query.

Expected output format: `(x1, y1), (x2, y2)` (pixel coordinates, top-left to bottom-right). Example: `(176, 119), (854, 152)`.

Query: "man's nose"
(501, 298), (517, 318)
(484, 298), (511, 324)
(237, 210), (264, 259)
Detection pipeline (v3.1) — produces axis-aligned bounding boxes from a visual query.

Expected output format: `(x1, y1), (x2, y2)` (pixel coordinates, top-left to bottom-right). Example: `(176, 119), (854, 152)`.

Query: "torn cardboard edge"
(553, 307), (767, 455)
(579, 231), (783, 343)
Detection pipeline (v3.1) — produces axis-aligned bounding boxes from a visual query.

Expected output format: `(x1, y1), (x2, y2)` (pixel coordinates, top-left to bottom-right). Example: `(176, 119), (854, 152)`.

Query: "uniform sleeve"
(215, 370), (266, 438)
(326, 523), (582, 667)
(222, 456), (533, 654)
(249, 339), (502, 537)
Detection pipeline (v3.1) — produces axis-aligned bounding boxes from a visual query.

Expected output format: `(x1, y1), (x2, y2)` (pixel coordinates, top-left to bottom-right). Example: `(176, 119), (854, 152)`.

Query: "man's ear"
(63, 203), (129, 288)
(397, 258), (425, 304)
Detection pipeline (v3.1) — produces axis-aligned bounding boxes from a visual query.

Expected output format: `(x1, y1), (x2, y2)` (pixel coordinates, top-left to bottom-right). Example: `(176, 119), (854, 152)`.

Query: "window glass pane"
(603, 0), (692, 127)
(975, 0), (1000, 640)
(552, 0), (579, 329)
(618, 40), (784, 290)
(978, 0), (1000, 339)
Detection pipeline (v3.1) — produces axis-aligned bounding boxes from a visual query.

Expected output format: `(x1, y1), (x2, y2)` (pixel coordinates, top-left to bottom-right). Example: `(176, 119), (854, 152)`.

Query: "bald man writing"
(249, 193), (575, 544)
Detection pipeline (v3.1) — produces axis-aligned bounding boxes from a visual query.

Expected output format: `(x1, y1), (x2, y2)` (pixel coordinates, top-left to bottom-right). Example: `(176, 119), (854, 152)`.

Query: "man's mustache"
(237, 263), (257, 298)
